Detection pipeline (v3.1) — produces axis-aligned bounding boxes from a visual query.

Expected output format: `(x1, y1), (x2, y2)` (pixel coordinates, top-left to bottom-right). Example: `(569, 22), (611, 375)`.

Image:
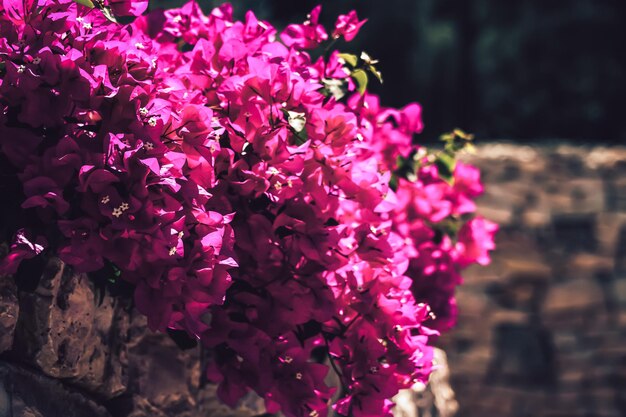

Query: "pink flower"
(0, 2), (496, 415)
(447, 162), (484, 214)
(333, 11), (367, 42)
(0, 229), (47, 274)
(456, 217), (498, 267)
(58, 218), (105, 272)
(281, 6), (328, 50)
(395, 178), (452, 223)
(107, 0), (148, 17)
(2, 0), (38, 25)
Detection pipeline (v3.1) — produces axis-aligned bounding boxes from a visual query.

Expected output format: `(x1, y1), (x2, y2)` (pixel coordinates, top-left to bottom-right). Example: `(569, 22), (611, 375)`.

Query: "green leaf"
(293, 128), (308, 145)
(435, 152), (457, 185)
(338, 53), (358, 68)
(389, 174), (398, 192)
(352, 69), (368, 95)
(100, 6), (118, 23)
(396, 155), (405, 170)
(368, 65), (383, 84)
(74, 0), (95, 8)
(440, 131), (455, 144)
(453, 128), (474, 141)
(177, 41), (194, 52)
(440, 128), (476, 156)
(432, 217), (462, 241)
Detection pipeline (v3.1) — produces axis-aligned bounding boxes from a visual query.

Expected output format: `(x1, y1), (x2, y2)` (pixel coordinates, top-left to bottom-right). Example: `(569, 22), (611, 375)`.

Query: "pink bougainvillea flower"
(107, 0), (149, 17)
(0, 229), (47, 274)
(0, 2), (496, 416)
(333, 10), (367, 42)
(281, 5), (328, 49)
(456, 217), (498, 267)
(2, 0), (38, 25)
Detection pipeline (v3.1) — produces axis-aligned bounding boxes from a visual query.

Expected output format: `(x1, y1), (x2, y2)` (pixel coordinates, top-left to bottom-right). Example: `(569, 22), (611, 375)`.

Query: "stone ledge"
(0, 275), (18, 354)
(0, 361), (112, 417)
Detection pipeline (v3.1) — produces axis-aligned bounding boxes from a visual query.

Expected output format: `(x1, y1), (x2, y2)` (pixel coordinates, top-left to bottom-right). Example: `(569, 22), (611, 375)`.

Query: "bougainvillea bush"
(0, 1), (496, 416)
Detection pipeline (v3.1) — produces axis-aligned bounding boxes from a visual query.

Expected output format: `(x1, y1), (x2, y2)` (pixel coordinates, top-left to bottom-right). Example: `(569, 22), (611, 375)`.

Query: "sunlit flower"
(0, 2), (495, 416)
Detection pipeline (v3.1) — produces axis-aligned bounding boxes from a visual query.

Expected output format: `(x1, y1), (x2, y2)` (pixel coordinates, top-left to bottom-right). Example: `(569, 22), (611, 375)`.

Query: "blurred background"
(157, 1), (626, 416)
(155, 0), (626, 144)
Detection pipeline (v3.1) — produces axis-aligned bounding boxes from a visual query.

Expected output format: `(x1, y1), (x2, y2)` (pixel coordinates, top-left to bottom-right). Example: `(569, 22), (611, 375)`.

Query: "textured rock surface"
(112, 312), (266, 417)
(0, 361), (112, 417)
(441, 144), (626, 417)
(12, 258), (128, 398)
(0, 275), (18, 354)
(1, 257), (266, 417)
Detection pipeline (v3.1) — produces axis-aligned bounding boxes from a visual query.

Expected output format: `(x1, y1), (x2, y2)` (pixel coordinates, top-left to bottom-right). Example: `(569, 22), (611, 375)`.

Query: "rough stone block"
(13, 258), (128, 398)
(552, 331), (578, 353)
(109, 312), (267, 417)
(486, 276), (546, 311)
(543, 279), (604, 313)
(488, 324), (556, 386)
(489, 310), (529, 325)
(595, 213), (626, 254)
(565, 254), (614, 280)
(551, 214), (597, 252)
(607, 176), (626, 211)
(476, 205), (514, 226)
(501, 258), (552, 280)
(454, 287), (489, 317)
(0, 275), (18, 353)
(612, 279), (626, 306)
(522, 208), (552, 228)
(558, 369), (585, 386)
(0, 361), (111, 417)
(567, 178), (605, 214)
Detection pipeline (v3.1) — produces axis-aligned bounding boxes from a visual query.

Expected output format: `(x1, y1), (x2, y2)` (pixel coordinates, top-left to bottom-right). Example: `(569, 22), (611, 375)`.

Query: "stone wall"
(441, 144), (626, 417)
(0, 258), (265, 417)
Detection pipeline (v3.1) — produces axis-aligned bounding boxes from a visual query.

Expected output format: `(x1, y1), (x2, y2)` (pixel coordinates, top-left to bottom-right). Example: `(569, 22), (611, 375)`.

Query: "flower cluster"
(0, 1), (496, 416)
(393, 162), (497, 332)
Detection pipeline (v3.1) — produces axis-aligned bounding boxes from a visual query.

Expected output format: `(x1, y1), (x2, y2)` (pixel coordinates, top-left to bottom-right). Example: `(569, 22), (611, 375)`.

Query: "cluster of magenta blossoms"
(0, 1), (497, 416)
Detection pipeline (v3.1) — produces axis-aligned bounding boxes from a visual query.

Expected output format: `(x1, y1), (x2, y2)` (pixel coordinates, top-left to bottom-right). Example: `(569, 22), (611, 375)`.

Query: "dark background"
(153, 0), (626, 143)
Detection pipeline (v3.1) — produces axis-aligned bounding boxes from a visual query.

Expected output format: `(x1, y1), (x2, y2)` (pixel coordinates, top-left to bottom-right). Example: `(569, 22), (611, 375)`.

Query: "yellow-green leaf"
(74, 0), (95, 8)
(368, 65), (383, 84)
(100, 6), (118, 23)
(352, 69), (368, 95)
(338, 53), (358, 68)
(435, 152), (456, 185)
